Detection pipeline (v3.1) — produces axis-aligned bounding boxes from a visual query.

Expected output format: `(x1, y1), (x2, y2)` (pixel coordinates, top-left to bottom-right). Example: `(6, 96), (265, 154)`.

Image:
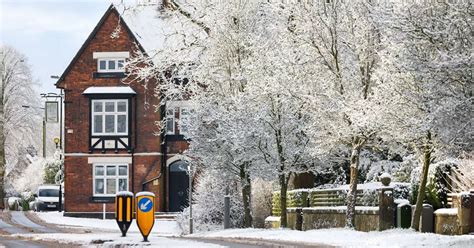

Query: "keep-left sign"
(136, 191), (155, 242)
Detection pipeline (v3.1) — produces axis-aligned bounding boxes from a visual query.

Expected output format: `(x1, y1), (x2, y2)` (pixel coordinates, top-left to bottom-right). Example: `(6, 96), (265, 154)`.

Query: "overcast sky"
(0, 0), (116, 94)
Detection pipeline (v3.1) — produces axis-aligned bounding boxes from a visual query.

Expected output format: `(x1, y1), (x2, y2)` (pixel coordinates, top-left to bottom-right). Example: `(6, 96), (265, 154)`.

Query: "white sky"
(0, 0), (118, 93)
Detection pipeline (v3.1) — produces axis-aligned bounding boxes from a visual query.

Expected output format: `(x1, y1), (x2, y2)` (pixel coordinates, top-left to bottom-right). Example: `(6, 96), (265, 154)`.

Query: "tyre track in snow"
(9, 211), (56, 233)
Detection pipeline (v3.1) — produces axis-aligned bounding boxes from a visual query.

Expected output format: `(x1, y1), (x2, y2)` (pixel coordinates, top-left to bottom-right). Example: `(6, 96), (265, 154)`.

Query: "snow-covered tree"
(9, 155), (44, 195)
(288, 1), (386, 228)
(0, 46), (41, 203)
(376, 1), (473, 230)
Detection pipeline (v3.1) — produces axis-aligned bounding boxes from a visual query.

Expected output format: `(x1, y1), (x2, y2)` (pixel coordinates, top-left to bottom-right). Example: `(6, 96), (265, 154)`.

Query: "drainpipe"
(161, 103), (167, 211)
(132, 95), (137, 194)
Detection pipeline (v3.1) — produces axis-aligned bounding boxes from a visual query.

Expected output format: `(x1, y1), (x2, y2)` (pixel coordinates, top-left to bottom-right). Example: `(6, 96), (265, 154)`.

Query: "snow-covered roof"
(82, 86), (136, 95)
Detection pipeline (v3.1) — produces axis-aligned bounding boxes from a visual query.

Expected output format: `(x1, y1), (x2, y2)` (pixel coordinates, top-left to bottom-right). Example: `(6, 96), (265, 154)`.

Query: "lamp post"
(188, 163), (193, 234)
(41, 87), (64, 212)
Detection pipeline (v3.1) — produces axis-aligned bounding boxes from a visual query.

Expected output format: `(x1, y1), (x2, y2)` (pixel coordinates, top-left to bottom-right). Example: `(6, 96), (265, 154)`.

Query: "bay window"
(92, 99), (128, 136)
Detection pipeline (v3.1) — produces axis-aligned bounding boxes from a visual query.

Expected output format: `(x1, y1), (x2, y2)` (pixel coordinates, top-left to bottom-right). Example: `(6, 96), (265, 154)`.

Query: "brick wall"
(60, 10), (161, 154)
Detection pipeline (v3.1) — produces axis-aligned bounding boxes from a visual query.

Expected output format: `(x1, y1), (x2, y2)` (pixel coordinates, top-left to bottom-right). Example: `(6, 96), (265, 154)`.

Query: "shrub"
(176, 168), (244, 234)
(251, 178), (275, 228)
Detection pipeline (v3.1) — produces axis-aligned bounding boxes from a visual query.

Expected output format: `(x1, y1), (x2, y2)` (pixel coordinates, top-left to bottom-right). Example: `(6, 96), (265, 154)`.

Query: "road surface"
(0, 211), (73, 247)
(1, 211), (327, 247)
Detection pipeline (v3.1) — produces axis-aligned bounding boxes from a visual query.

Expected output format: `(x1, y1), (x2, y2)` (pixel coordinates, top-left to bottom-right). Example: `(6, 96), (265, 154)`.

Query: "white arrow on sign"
(140, 199), (151, 211)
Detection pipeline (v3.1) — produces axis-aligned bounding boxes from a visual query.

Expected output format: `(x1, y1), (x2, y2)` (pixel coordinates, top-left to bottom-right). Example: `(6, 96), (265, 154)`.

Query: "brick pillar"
(453, 193), (471, 235)
(379, 188), (394, 230)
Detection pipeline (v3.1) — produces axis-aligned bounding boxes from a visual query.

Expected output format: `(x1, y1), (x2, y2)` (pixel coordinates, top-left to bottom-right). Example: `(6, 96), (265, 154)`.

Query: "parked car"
(33, 185), (63, 211)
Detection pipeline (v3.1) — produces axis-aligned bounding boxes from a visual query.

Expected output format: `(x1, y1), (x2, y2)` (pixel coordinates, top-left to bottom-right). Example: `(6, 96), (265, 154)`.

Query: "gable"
(55, 4), (145, 89)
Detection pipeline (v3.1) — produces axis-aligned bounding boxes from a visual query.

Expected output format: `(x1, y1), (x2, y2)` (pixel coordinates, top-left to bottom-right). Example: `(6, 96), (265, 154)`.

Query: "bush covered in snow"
(409, 158), (459, 209)
(251, 178), (275, 228)
(176, 168), (244, 234)
(43, 150), (63, 184)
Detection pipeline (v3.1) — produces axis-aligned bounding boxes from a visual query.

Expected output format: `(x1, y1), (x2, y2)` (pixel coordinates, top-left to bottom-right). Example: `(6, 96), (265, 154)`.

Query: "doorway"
(168, 160), (189, 212)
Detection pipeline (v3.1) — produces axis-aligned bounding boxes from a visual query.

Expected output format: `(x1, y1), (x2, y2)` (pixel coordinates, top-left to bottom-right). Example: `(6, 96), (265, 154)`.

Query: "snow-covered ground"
(15, 232), (224, 247)
(18, 212), (226, 247)
(30, 212), (474, 247)
(35, 211), (180, 236)
(191, 228), (474, 248)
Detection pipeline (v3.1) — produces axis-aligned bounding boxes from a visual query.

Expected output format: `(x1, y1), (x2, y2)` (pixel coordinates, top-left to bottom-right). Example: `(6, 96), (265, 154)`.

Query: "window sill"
(89, 196), (115, 203)
(93, 72), (125, 79)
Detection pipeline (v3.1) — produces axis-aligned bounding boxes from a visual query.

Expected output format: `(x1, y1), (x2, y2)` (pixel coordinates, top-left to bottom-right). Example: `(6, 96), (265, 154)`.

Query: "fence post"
(379, 188), (394, 231)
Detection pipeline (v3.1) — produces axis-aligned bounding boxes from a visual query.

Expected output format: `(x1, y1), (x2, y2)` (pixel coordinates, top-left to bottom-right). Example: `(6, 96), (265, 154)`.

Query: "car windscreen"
(39, 189), (59, 197)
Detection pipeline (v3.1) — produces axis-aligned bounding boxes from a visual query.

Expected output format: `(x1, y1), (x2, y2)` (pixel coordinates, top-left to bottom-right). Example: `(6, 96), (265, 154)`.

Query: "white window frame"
(93, 164), (129, 197)
(92, 99), (128, 136)
(179, 107), (190, 136)
(166, 107), (175, 135)
(97, 58), (126, 73)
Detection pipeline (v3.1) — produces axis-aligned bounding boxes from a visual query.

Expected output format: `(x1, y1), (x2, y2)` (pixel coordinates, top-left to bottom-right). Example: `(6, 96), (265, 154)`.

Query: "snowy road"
(9, 211), (56, 233)
(0, 218), (28, 234)
(0, 236), (48, 248)
(0, 211), (73, 247)
(1, 211), (279, 247)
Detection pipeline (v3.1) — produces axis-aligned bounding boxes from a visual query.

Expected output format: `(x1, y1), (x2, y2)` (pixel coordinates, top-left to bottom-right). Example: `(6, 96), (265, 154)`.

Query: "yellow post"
(136, 192), (155, 242)
(115, 191), (134, 237)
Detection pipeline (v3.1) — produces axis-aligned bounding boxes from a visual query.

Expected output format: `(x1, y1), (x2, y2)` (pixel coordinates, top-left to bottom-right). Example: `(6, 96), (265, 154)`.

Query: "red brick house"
(55, 4), (193, 217)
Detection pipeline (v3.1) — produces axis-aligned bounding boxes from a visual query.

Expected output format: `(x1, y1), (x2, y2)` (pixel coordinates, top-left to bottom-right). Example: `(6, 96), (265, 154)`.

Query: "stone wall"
(301, 207), (380, 232)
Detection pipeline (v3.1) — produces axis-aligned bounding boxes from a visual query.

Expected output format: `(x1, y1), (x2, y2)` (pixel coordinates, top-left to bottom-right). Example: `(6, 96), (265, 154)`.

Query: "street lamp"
(49, 76), (64, 212)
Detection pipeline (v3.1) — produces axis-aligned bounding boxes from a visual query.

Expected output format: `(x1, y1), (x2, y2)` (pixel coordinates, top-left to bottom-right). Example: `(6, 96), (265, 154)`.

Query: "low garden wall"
(269, 184), (395, 232)
(434, 192), (472, 235)
(301, 206), (380, 231)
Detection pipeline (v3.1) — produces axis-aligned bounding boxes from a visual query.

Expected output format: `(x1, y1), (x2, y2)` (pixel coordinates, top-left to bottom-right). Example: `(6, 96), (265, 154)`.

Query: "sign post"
(115, 191), (134, 237)
(136, 192), (155, 242)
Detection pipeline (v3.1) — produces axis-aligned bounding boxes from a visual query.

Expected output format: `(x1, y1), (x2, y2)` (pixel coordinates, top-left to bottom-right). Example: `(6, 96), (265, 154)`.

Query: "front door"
(169, 161), (189, 212)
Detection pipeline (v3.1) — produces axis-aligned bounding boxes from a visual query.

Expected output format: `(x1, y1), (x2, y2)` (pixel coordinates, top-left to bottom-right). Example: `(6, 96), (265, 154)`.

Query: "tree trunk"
(279, 173), (288, 228)
(411, 131), (432, 231)
(346, 137), (362, 228)
(240, 162), (252, 227)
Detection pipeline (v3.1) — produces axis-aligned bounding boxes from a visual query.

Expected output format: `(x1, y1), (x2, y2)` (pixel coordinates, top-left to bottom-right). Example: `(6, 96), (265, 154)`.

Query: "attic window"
(98, 58), (125, 73)
(93, 51), (129, 73)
